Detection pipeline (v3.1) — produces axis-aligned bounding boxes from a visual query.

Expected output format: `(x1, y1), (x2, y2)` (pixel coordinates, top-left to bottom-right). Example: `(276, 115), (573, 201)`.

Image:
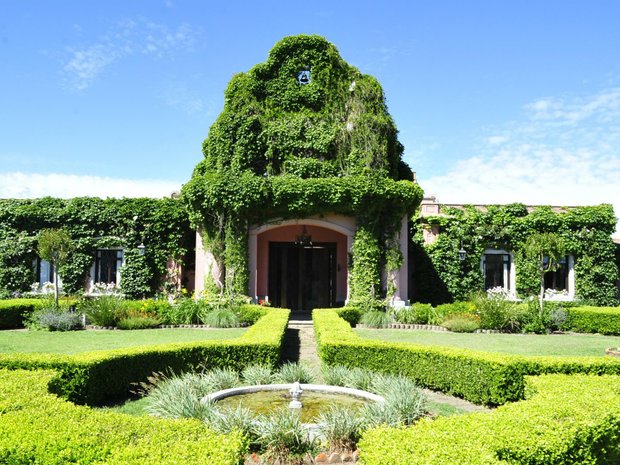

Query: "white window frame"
(480, 249), (516, 297)
(89, 248), (125, 289)
(544, 255), (575, 301)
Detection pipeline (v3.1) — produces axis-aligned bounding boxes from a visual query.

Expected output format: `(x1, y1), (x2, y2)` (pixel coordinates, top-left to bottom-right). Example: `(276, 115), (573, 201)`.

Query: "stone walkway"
(281, 319), (322, 380)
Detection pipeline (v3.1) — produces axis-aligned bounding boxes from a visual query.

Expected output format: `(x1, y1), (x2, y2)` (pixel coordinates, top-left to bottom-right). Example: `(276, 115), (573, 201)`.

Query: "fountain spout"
(289, 382), (303, 409)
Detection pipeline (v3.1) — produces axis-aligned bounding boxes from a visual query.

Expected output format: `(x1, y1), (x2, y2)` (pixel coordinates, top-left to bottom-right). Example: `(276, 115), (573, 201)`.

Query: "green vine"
(412, 203), (618, 306)
(182, 35), (422, 303)
(0, 197), (193, 298)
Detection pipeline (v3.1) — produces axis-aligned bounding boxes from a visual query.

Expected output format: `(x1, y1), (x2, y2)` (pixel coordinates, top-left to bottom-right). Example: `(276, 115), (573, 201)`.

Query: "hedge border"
(314, 308), (620, 406)
(0, 298), (42, 328)
(359, 374), (620, 465)
(0, 306), (289, 405)
(0, 369), (247, 465)
(566, 306), (620, 335)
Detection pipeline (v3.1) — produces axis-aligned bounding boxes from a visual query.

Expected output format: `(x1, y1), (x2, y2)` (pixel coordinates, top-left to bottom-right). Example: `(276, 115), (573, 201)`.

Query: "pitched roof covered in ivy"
(195, 34), (411, 180)
(183, 35), (421, 229)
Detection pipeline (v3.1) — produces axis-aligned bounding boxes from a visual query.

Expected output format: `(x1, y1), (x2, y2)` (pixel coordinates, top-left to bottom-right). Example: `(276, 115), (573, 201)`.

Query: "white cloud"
(0, 172), (181, 199)
(421, 86), (620, 238)
(63, 19), (198, 90)
(163, 85), (207, 115)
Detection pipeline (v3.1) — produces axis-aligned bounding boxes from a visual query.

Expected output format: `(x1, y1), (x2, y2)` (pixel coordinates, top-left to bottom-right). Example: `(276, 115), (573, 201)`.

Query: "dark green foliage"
(565, 306), (620, 335)
(314, 309), (620, 406)
(359, 374), (620, 465)
(0, 307), (289, 405)
(0, 197), (194, 297)
(0, 299), (42, 328)
(335, 306), (363, 325)
(0, 370), (247, 465)
(412, 203), (619, 306)
(394, 303), (434, 324)
(182, 35), (422, 302)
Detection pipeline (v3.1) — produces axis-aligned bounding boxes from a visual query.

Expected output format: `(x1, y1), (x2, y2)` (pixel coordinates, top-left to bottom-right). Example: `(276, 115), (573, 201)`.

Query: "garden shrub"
(0, 369), (247, 465)
(360, 310), (391, 328)
(565, 306), (620, 335)
(441, 313), (480, 333)
(201, 308), (240, 328)
(0, 298), (43, 328)
(0, 307), (289, 405)
(236, 304), (268, 325)
(359, 374), (620, 465)
(470, 292), (525, 332)
(80, 295), (125, 327)
(36, 307), (83, 331)
(336, 306), (363, 325)
(434, 301), (472, 324)
(116, 315), (161, 330)
(314, 308), (620, 406)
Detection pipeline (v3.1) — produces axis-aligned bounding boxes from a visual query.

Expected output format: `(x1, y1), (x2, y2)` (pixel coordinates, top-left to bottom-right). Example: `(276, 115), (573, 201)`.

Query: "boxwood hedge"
(0, 298), (42, 328)
(565, 306), (620, 335)
(359, 374), (620, 465)
(0, 306), (289, 405)
(0, 369), (247, 465)
(314, 308), (620, 405)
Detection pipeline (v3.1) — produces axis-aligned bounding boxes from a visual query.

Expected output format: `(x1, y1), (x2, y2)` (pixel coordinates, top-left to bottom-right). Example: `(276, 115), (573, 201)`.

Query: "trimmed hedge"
(0, 298), (42, 328)
(314, 308), (620, 405)
(565, 306), (620, 335)
(359, 374), (620, 465)
(0, 369), (247, 464)
(0, 306), (289, 405)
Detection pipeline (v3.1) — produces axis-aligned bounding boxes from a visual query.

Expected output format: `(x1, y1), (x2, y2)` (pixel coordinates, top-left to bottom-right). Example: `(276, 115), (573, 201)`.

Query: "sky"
(1, 1), (619, 235)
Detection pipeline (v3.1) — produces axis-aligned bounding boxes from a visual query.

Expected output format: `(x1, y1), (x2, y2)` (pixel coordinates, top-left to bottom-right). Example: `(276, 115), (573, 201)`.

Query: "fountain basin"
(202, 384), (384, 423)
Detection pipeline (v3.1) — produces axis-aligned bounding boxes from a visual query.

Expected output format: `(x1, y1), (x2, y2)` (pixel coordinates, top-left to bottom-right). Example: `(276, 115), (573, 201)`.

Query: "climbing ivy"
(0, 197), (193, 298)
(412, 203), (618, 306)
(182, 35), (422, 302)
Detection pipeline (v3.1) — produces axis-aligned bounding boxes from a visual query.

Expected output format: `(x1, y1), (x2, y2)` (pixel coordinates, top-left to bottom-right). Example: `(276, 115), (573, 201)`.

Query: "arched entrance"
(250, 219), (353, 314)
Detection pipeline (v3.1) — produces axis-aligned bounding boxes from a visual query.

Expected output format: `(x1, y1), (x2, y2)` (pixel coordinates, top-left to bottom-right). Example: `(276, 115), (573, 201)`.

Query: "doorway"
(268, 242), (337, 313)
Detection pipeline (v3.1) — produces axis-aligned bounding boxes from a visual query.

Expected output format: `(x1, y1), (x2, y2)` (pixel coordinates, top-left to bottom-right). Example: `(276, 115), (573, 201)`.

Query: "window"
(481, 249), (515, 294)
(34, 258), (55, 285)
(544, 256), (569, 291)
(93, 249), (124, 285)
(543, 255), (575, 300)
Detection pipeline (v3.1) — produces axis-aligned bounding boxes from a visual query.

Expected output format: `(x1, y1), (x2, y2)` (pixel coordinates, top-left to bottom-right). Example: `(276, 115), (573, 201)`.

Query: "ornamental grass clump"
(316, 405), (365, 452)
(275, 362), (315, 384)
(253, 408), (316, 464)
(242, 364), (275, 385)
(201, 307), (240, 328)
(343, 367), (375, 392)
(203, 367), (240, 392)
(80, 295), (125, 327)
(321, 364), (351, 386)
(145, 373), (216, 420)
(360, 310), (392, 328)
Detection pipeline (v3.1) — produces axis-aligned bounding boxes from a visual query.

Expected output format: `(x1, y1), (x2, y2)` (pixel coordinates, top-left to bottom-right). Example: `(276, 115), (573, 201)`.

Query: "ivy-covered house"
(411, 196), (619, 306)
(0, 34), (617, 310)
(0, 197), (194, 299)
(182, 35), (422, 313)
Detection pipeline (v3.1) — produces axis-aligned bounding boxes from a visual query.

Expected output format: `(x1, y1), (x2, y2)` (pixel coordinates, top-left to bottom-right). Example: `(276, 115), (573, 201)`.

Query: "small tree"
(37, 228), (74, 308)
(524, 232), (566, 317)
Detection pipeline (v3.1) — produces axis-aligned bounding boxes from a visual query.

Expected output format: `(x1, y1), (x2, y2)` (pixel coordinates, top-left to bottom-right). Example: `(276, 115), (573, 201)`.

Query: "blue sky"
(1, 1), (619, 234)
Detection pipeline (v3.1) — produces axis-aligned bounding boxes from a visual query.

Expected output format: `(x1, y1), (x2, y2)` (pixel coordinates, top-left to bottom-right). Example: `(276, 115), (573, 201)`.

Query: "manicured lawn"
(0, 328), (247, 354)
(355, 329), (620, 357)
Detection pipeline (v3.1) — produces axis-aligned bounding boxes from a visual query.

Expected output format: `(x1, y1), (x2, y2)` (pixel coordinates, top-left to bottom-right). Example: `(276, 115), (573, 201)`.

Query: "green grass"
(0, 328), (246, 354)
(355, 329), (620, 357)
